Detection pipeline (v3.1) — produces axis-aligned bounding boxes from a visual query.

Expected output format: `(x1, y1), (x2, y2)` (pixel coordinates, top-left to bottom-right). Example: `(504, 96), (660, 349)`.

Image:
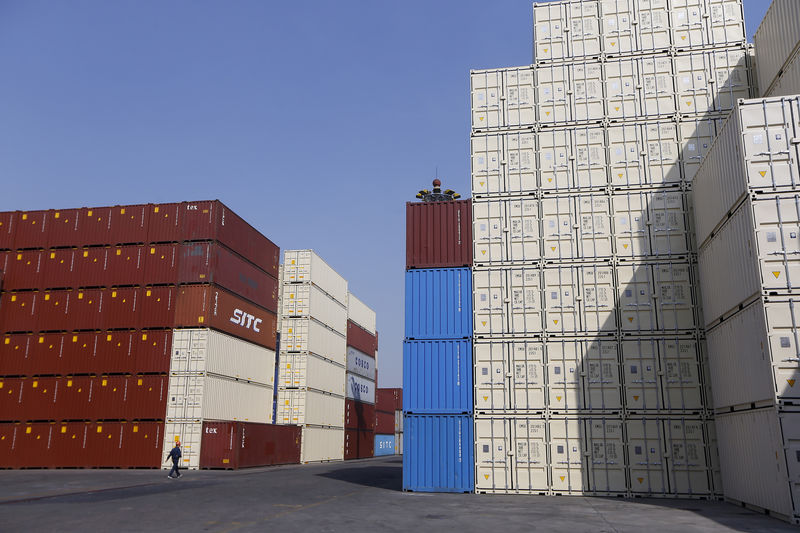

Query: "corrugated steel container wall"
(283, 250), (348, 305)
(403, 339), (473, 414)
(0, 211), (16, 250)
(346, 291), (376, 335)
(182, 200), (280, 279)
(346, 346), (376, 380)
(177, 242), (278, 312)
(170, 329), (275, 386)
(199, 421), (301, 469)
(275, 388), (344, 427)
(693, 97), (800, 247)
(166, 373), (273, 423)
(769, 47), (800, 98)
(346, 320), (377, 356)
(403, 414), (474, 492)
(376, 388), (403, 412)
(301, 426), (344, 462)
(405, 268), (472, 339)
(48, 208), (82, 248)
(101, 246), (146, 287)
(0, 249), (45, 290)
(281, 283), (347, 336)
(345, 399), (376, 431)
(395, 410), (403, 432)
(375, 409), (394, 434)
(147, 203), (181, 244)
(395, 431), (403, 454)
(344, 428), (374, 459)
(277, 352), (345, 395)
(280, 317), (347, 365)
(345, 372), (375, 404)
(105, 204), (150, 246)
(15, 210), (49, 249)
(406, 200), (472, 269)
(753, 0), (800, 96)
(716, 409), (800, 521)
(374, 434), (396, 456)
(163, 420), (201, 469)
(0, 291), (38, 332)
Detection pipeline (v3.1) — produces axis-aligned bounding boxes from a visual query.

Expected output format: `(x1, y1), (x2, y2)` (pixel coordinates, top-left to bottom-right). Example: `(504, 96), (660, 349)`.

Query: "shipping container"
(300, 426), (344, 462)
(14, 210), (49, 250)
(693, 96), (800, 248)
(0, 249), (45, 290)
(395, 410), (403, 432)
(543, 265), (616, 334)
(376, 388), (403, 412)
(768, 47), (800, 98)
(197, 421), (301, 470)
(405, 268), (472, 339)
(374, 433), (396, 456)
(166, 373), (273, 423)
(475, 417), (548, 493)
(345, 372), (375, 404)
(403, 414), (474, 492)
(403, 339), (473, 414)
(344, 428), (374, 460)
(346, 291), (376, 336)
(406, 200), (473, 269)
(0, 211), (16, 250)
(280, 317), (347, 366)
(345, 398), (375, 431)
(471, 67), (535, 131)
(375, 409), (395, 435)
(753, 0), (800, 97)
(275, 388), (344, 428)
(395, 431), (403, 454)
(277, 352), (345, 395)
(347, 320), (377, 357)
(283, 250), (347, 305)
(346, 346), (376, 381)
(169, 329), (275, 386)
(281, 283), (347, 336)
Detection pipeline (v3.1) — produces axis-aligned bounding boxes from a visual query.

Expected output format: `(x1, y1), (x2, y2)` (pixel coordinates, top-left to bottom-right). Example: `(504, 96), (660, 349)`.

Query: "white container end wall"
(347, 291), (377, 335)
(283, 250), (348, 305)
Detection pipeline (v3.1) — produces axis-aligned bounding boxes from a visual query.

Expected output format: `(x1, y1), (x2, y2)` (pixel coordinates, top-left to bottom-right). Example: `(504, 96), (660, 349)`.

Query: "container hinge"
(791, 138), (800, 145)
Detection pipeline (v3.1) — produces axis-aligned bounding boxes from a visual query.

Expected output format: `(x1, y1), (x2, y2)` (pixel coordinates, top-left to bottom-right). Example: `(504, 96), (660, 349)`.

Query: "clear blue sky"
(0, 1), (773, 387)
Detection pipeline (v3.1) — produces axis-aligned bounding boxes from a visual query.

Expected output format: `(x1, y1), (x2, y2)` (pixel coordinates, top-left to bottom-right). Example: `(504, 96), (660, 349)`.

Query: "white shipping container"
(754, 0), (800, 97)
(536, 61), (605, 125)
(544, 265), (616, 334)
(768, 47), (800, 98)
(346, 346), (376, 381)
(663, 418), (711, 495)
(281, 283), (347, 336)
(276, 388), (344, 428)
(345, 372), (375, 404)
(674, 48), (750, 116)
(706, 297), (800, 410)
(606, 122), (681, 187)
(395, 431), (403, 455)
(679, 116), (720, 184)
(549, 417), (589, 494)
(166, 373), (273, 423)
(346, 292), (376, 335)
(474, 267), (543, 337)
(626, 417), (669, 494)
(280, 317), (346, 366)
(473, 197), (539, 265)
(301, 426), (344, 463)
(617, 262), (697, 333)
(693, 96), (800, 247)
(471, 130), (537, 196)
(474, 339), (545, 412)
(542, 195), (612, 260)
(395, 410), (403, 432)
(283, 250), (348, 305)
(277, 264), (283, 333)
(716, 409), (800, 522)
(600, 0), (671, 56)
(169, 329), (275, 386)
(470, 67), (536, 131)
(277, 352), (345, 395)
(612, 190), (690, 257)
(585, 418), (627, 494)
(533, 1), (569, 62)
(548, 339), (621, 412)
(163, 420), (202, 469)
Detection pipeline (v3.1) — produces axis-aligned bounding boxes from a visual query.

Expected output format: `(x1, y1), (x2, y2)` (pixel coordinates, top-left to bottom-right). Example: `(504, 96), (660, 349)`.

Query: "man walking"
(166, 441), (183, 479)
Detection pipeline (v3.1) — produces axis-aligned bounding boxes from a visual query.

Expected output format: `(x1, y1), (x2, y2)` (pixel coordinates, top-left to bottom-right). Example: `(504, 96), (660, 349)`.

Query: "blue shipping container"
(403, 339), (473, 414)
(404, 268), (472, 339)
(403, 414), (474, 493)
(374, 434), (396, 456)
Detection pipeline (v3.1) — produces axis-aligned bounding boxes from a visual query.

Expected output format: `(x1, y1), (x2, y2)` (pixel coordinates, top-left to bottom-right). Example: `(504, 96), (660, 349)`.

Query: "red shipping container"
(178, 242), (278, 312)
(126, 375), (167, 420)
(107, 204), (150, 245)
(91, 375), (128, 420)
(15, 210), (49, 250)
(0, 291), (39, 332)
(199, 421), (301, 469)
(57, 376), (94, 420)
(143, 243), (179, 285)
(181, 201), (279, 279)
(103, 287), (141, 329)
(0, 333), (33, 375)
(406, 199), (472, 269)
(48, 421), (91, 467)
(134, 329), (172, 374)
(147, 203), (181, 244)
(79, 206), (113, 246)
(0, 211), (16, 250)
(104, 245), (147, 287)
(376, 388), (403, 412)
(375, 410), (394, 434)
(88, 421), (125, 467)
(345, 398), (376, 431)
(124, 420), (163, 467)
(38, 288), (105, 332)
(347, 320), (377, 357)
(0, 377), (59, 422)
(139, 286), (176, 329)
(0, 423), (22, 467)
(48, 208), (82, 248)
(344, 428), (374, 460)
(0, 250), (44, 290)
(12, 422), (54, 467)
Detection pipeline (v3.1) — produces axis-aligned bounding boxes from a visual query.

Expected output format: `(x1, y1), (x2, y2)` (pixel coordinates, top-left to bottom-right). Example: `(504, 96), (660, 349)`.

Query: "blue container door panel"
(403, 339), (473, 414)
(404, 268), (472, 339)
(403, 414), (474, 493)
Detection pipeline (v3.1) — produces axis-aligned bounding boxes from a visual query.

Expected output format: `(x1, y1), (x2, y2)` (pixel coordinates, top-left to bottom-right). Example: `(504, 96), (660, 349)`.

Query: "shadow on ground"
(316, 459), (402, 491)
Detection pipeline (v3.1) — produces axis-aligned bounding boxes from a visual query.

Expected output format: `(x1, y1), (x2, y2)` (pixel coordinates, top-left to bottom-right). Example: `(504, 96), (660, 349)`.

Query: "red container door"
(199, 421), (238, 469)
(48, 208), (82, 248)
(0, 334), (33, 376)
(58, 376), (94, 420)
(238, 423), (302, 468)
(60, 332), (99, 375)
(22, 377), (60, 421)
(102, 287), (140, 330)
(0, 423), (21, 467)
(127, 375), (167, 420)
(51, 422), (90, 467)
(108, 204), (149, 245)
(375, 410), (394, 434)
(15, 210), (49, 250)
(0, 378), (24, 421)
(124, 421), (163, 467)
(0, 292), (39, 333)
(43, 249), (77, 289)
(28, 333), (68, 376)
(344, 428), (359, 460)
(105, 245), (146, 287)
(79, 207), (112, 246)
(16, 423), (54, 467)
(92, 331), (136, 374)
(140, 286), (176, 328)
(0, 211), (16, 250)
(134, 330), (172, 373)
(1, 250), (44, 290)
(406, 199), (473, 269)
(147, 203), (181, 244)
(89, 422), (123, 467)
(347, 321), (377, 356)
(91, 376), (127, 420)
(143, 243), (179, 285)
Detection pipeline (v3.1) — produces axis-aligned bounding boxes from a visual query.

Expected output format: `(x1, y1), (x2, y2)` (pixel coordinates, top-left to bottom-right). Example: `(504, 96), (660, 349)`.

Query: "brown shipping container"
(200, 421), (301, 469)
(344, 428), (374, 460)
(103, 245), (148, 286)
(178, 242), (278, 312)
(143, 243), (179, 285)
(15, 210), (49, 250)
(0, 250), (44, 290)
(48, 208), (82, 248)
(345, 398), (376, 431)
(406, 199), (472, 269)
(147, 203), (181, 244)
(0, 211), (16, 250)
(106, 204), (150, 245)
(375, 410), (394, 435)
(376, 388), (402, 412)
(347, 320), (377, 356)
(0, 291), (39, 332)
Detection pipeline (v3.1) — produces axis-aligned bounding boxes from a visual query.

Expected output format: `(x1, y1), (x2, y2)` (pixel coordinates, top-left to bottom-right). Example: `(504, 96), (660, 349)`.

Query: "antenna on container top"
(415, 178), (461, 202)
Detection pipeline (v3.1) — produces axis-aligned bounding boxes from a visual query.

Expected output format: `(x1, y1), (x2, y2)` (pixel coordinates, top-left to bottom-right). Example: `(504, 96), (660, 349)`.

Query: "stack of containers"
(403, 198), (475, 492)
(470, 0), (752, 496)
(753, 0), (800, 98)
(276, 250), (348, 462)
(374, 387), (402, 456)
(344, 292), (378, 460)
(692, 65), (800, 525)
(0, 201), (285, 469)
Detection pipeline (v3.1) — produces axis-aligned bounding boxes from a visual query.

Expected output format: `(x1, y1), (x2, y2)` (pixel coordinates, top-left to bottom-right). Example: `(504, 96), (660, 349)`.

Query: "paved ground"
(0, 457), (794, 532)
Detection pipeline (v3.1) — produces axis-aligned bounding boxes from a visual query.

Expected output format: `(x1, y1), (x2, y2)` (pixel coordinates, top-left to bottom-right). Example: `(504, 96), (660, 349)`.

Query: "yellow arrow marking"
(638, 477), (644, 483)
(681, 35), (687, 40)
(560, 476), (565, 481)
(479, 116), (485, 121)
(485, 474), (490, 480)
(623, 244), (629, 249)
(611, 41), (617, 46)
(556, 395), (562, 401)
(789, 379), (796, 387)
(633, 395), (640, 401)
(759, 171), (767, 177)
(774, 271), (781, 279)
(548, 178), (553, 183)
(686, 101), (692, 107)
(554, 319), (559, 325)
(481, 321), (487, 326)
(615, 106), (620, 111)
(628, 317), (634, 322)
(551, 246), (556, 251)
(479, 181), (485, 186)
(483, 396), (489, 401)
(481, 250), (487, 255)
(544, 48), (549, 53)
(546, 111), (551, 116)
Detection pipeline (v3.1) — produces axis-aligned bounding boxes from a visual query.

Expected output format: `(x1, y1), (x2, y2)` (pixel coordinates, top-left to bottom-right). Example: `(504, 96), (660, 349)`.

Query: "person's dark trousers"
(169, 460), (180, 478)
